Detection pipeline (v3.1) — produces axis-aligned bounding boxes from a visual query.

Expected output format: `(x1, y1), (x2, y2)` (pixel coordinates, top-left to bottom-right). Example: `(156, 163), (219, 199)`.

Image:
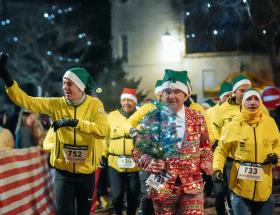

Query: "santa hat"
(232, 75), (251, 92)
(219, 81), (232, 100)
(202, 99), (216, 108)
(154, 80), (163, 95)
(161, 69), (192, 95)
(63, 67), (102, 93)
(242, 88), (261, 105)
(120, 88), (137, 104)
(261, 86), (280, 109)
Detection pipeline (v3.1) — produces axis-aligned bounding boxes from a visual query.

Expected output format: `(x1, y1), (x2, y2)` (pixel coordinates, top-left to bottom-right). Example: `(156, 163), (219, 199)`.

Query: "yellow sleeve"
(128, 103), (156, 127)
(6, 81), (53, 115)
(42, 128), (55, 152)
(213, 122), (237, 171)
(124, 103), (156, 134)
(189, 102), (215, 143)
(77, 101), (109, 137)
(206, 105), (220, 141)
(94, 137), (106, 165)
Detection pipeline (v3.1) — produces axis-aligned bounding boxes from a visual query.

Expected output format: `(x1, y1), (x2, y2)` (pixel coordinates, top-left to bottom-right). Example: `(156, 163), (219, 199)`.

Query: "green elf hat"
(232, 75), (251, 92)
(242, 88), (261, 105)
(154, 80), (163, 95)
(63, 67), (102, 93)
(161, 69), (192, 95)
(219, 81), (233, 100)
(202, 99), (216, 108)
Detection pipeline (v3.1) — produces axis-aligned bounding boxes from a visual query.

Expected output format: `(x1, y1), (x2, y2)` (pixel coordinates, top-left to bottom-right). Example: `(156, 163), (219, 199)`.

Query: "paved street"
(95, 193), (280, 215)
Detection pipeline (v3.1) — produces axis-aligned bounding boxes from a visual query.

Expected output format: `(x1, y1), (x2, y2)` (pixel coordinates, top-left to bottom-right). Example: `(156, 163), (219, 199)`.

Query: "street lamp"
(161, 30), (183, 62)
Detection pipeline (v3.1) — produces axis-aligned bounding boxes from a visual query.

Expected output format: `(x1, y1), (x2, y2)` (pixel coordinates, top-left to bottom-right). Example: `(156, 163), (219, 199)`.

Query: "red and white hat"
(120, 88), (137, 104)
(261, 86), (280, 109)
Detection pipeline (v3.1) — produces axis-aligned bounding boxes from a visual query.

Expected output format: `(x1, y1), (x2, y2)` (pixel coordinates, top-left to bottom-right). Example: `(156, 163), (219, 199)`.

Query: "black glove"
(0, 52), (13, 87)
(129, 127), (139, 137)
(51, 119), (78, 132)
(264, 153), (278, 165)
(100, 156), (108, 168)
(212, 170), (224, 183)
(212, 140), (219, 152)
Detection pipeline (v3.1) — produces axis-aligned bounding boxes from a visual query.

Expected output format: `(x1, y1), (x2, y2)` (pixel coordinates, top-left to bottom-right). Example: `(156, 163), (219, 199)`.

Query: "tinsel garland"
(134, 100), (181, 159)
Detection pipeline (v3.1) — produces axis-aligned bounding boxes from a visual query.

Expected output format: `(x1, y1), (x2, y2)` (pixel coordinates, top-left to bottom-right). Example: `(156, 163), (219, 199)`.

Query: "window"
(121, 34), (128, 62)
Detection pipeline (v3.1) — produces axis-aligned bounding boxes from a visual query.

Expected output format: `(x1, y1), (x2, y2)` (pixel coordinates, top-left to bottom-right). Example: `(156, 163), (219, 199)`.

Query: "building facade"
(111, 0), (272, 102)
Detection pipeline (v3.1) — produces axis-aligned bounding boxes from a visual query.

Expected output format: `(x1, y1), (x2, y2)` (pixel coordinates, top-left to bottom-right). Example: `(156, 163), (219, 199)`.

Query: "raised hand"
(0, 52), (13, 87)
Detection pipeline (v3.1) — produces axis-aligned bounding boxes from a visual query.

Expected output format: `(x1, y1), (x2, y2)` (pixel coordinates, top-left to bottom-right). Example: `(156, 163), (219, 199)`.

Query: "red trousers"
(150, 186), (204, 215)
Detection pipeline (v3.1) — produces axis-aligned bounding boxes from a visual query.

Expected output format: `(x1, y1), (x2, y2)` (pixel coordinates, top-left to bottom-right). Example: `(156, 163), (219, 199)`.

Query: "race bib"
(117, 156), (135, 168)
(237, 163), (263, 181)
(63, 144), (88, 163)
(146, 173), (172, 191)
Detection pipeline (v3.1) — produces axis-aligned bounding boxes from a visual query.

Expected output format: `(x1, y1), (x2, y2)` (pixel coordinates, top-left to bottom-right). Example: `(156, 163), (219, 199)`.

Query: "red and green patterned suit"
(133, 107), (213, 215)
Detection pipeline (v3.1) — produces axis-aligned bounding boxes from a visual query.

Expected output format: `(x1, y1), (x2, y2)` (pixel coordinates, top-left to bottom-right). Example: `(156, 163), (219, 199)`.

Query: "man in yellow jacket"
(211, 75), (270, 215)
(105, 88), (140, 215)
(213, 88), (280, 214)
(0, 52), (109, 215)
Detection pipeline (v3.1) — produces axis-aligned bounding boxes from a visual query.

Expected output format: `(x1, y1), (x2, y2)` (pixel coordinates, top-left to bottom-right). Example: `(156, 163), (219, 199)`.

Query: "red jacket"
(132, 107), (213, 194)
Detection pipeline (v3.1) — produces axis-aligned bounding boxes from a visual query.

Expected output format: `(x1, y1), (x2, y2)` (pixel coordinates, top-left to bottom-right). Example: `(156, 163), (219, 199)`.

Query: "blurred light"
(68, 7), (72, 12)
(186, 34), (190, 38)
(87, 41), (92, 46)
(46, 51), (52, 56)
(5, 19), (10, 24)
(13, 37), (19, 42)
(1, 21), (6, 26)
(191, 33), (196, 38)
(78, 33), (86, 38)
(242, 0), (247, 3)
(111, 81), (116, 87)
(186, 11), (190, 16)
(52, 5), (56, 10)
(262, 29), (267, 34)
(161, 30), (183, 62)
(213, 30), (218, 35)
(44, 13), (49, 18)
(207, 3), (211, 8)
(74, 58), (79, 63)
(67, 58), (72, 62)
(51, 14), (55, 19)
(58, 9), (62, 14)
(58, 56), (64, 61)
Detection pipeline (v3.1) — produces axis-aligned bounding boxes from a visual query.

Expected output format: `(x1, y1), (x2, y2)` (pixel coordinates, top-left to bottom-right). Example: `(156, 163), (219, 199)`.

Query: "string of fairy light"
(1, 4), (92, 64)
(184, 0), (269, 52)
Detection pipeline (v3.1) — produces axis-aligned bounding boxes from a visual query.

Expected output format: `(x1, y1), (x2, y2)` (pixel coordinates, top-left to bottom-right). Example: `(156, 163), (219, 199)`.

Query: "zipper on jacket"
(123, 138), (128, 172)
(252, 126), (258, 201)
(56, 131), (60, 159)
(73, 107), (77, 173)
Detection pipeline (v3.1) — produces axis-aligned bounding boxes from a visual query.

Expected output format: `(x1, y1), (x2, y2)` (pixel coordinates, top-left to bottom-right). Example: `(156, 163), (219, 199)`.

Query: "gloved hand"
(100, 156), (108, 168)
(212, 170), (224, 183)
(129, 127), (139, 137)
(51, 119), (78, 132)
(0, 52), (13, 87)
(264, 153), (278, 165)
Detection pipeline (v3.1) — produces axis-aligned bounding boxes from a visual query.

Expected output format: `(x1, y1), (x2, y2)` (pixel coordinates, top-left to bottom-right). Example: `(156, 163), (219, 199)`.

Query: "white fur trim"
(154, 86), (162, 95)
(161, 81), (172, 90)
(202, 103), (211, 108)
(170, 81), (190, 95)
(242, 90), (261, 105)
(121, 93), (137, 104)
(219, 91), (232, 101)
(63, 71), (85, 91)
(232, 79), (251, 92)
